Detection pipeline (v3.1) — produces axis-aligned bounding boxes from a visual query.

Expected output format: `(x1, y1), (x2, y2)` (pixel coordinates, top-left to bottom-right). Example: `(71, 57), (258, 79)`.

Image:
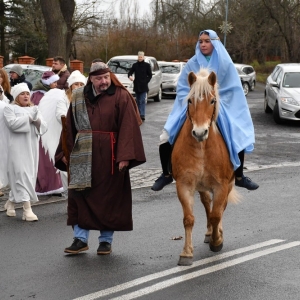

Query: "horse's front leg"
(176, 181), (195, 266)
(209, 187), (228, 252)
(199, 191), (212, 243)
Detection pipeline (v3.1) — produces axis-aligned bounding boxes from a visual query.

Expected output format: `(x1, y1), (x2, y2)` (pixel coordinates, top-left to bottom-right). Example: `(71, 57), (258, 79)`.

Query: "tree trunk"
(40, 0), (75, 63)
(0, 0), (6, 60)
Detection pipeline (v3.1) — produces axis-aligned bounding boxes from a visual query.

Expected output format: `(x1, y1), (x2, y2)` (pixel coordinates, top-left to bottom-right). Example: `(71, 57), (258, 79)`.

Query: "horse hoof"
(178, 256), (193, 266)
(209, 242), (223, 252)
(204, 235), (210, 243)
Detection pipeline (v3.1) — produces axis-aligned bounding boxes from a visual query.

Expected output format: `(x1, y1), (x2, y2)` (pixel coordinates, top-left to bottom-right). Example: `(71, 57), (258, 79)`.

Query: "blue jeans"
(74, 224), (114, 244)
(135, 92), (147, 117)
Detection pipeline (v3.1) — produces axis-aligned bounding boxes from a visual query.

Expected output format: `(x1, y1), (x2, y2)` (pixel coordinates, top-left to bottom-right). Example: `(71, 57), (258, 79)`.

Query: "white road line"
(73, 239), (284, 300)
(110, 241), (300, 300)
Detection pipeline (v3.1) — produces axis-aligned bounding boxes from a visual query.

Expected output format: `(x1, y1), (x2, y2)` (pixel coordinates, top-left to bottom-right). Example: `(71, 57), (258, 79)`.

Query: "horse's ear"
(208, 71), (217, 87)
(188, 72), (197, 86)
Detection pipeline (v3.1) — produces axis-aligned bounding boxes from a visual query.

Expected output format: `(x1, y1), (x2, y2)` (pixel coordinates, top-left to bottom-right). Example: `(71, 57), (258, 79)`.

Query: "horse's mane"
(186, 68), (220, 125)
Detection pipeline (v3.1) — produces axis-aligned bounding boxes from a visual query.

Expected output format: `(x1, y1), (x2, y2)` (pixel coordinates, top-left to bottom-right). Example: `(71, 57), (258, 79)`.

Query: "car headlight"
(280, 97), (300, 106)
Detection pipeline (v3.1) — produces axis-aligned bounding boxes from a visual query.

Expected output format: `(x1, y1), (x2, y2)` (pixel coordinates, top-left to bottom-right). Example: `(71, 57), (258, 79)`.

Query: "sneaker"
(235, 175), (259, 190)
(64, 238), (89, 254)
(141, 116), (145, 121)
(97, 242), (112, 255)
(151, 173), (173, 191)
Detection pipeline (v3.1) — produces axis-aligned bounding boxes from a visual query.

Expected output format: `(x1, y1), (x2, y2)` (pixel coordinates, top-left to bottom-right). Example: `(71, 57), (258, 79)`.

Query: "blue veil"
(164, 29), (255, 170)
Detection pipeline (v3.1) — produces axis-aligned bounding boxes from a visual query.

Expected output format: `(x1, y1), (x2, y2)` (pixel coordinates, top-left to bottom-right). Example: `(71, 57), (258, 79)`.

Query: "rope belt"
(78, 130), (117, 174)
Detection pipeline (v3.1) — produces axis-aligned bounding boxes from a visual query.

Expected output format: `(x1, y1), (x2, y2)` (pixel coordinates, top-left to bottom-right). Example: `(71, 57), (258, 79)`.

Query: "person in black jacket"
(9, 64), (33, 91)
(128, 51), (152, 121)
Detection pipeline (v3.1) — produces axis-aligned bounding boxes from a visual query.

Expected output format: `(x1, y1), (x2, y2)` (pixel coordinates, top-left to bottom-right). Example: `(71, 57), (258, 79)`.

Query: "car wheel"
(250, 81), (255, 91)
(273, 102), (283, 124)
(153, 86), (162, 102)
(264, 93), (272, 113)
(242, 82), (249, 96)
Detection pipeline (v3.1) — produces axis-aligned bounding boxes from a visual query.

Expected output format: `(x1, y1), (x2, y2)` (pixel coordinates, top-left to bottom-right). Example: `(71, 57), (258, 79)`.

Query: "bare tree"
(40, 0), (75, 61)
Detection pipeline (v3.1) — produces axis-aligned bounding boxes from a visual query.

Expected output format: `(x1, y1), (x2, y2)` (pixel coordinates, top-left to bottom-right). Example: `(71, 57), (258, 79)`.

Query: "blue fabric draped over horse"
(164, 29), (255, 170)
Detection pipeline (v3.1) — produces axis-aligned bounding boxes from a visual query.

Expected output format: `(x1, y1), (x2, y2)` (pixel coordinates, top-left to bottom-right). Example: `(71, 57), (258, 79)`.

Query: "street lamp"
(218, 0), (233, 48)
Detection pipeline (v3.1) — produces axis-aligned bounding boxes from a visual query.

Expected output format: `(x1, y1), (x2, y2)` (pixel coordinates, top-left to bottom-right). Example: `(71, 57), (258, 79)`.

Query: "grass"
(251, 60), (281, 83)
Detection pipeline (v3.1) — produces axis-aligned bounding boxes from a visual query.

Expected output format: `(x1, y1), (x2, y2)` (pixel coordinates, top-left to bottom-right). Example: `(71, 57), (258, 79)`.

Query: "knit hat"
(11, 83), (30, 100)
(41, 71), (60, 86)
(9, 65), (23, 77)
(67, 70), (87, 88)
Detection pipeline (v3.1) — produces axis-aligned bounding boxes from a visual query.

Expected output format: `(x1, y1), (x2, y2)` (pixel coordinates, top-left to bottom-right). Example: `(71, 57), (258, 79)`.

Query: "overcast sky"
(92, 0), (153, 17)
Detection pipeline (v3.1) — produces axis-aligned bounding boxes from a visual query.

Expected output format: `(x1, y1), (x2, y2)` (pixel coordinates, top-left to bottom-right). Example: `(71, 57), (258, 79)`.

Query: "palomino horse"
(171, 69), (240, 266)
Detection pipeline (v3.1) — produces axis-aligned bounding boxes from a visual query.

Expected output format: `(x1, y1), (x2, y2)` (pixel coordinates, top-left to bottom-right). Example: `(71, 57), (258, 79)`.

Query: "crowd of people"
(0, 29), (259, 255)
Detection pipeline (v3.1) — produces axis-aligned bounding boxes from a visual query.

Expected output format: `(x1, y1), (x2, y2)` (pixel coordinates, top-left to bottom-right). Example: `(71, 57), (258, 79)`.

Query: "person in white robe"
(0, 86), (10, 197)
(3, 83), (47, 221)
(39, 70), (86, 191)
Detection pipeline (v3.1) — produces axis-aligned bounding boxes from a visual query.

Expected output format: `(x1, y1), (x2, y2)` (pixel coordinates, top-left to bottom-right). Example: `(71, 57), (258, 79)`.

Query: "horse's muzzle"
(192, 129), (208, 142)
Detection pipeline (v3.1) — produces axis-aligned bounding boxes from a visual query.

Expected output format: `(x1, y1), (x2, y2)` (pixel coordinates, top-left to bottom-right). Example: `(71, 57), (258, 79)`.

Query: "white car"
(107, 55), (162, 102)
(264, 63), (300, 124)
(158, 61), (186, 98)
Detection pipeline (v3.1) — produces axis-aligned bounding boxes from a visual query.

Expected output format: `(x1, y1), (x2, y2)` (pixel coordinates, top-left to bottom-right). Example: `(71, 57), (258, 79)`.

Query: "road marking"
(110, 241), (300, 300)
(73, 239), (285, 300)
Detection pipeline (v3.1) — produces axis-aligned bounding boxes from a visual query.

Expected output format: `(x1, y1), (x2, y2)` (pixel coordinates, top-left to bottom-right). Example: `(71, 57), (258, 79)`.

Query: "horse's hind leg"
(199, 191), (212, 243)
(176, 183), (195, 266)
(209, 188), (228, 252)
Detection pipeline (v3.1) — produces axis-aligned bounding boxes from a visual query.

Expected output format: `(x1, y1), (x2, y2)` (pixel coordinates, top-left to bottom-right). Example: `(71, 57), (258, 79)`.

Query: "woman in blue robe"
(151, 29), (259, 191)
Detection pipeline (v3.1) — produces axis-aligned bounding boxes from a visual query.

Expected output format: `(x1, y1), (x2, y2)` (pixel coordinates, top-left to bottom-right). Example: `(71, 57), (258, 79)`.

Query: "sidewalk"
(0, 168), (162, 212)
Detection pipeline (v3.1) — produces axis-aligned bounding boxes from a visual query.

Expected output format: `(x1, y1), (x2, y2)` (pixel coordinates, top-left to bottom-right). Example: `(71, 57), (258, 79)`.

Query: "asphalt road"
(0, 83), (300, 300)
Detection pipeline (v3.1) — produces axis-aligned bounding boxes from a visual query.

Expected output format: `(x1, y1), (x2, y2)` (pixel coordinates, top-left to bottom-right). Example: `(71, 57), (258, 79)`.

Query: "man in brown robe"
(55, 62), (146, 255)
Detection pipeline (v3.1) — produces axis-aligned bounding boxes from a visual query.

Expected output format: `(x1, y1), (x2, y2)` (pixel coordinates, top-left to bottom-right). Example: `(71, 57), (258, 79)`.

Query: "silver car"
(264, 63), (300, 124)
(3, 64), (51, 88)
(107, 55), (162, 102)
(158, 61), (186, 98)
(234, 63), (256, 96)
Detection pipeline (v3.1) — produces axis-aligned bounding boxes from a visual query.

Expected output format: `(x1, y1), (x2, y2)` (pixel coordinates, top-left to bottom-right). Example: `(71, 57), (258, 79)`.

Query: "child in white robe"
(3, 83), (47, 221)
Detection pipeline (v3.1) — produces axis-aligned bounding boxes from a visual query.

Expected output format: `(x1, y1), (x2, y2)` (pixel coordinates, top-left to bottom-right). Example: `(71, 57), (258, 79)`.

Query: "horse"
(171, 68), (240, 266)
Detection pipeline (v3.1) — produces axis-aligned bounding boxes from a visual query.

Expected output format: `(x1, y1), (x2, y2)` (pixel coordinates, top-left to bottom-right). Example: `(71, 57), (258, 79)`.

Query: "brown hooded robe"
(55, 81), (146, 231)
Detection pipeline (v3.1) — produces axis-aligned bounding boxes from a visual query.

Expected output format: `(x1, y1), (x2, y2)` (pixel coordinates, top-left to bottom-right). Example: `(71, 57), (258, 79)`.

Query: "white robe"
(38, 89), (70, 191)
(0, 101), (9, 189)
(4, 104), (47, 203)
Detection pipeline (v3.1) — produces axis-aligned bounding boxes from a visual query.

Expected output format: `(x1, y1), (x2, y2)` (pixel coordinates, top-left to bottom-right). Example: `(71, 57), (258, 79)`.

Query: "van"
(107, 55), (162, 101)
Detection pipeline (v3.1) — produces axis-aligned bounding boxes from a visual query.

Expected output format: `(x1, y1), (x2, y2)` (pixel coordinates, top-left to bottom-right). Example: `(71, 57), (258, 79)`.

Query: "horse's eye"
(211, 98), (216, 104)
(188, 99), (192, 104)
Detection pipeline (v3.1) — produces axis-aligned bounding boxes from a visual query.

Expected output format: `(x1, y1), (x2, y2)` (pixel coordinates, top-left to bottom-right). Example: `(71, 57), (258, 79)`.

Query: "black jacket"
(128, 60), (152, 93)
(10, 74), (33, 91)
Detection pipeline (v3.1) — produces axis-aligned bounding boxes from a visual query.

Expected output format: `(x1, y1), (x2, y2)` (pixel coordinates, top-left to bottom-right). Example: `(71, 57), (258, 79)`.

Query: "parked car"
(234, 63), (256, 96)
(107, 55), (162, 102)
(3, 64), (51, 88)
(264, 63), (300, 124)
(157, 61), (186, 98)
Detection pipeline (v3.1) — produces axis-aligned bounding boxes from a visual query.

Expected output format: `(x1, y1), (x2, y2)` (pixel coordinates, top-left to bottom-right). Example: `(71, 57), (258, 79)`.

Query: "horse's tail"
(228, 186), (242, 204)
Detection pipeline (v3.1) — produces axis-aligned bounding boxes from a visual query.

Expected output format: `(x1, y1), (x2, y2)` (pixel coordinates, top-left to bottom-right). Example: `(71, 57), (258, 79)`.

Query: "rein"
(187, 97), (216, 129)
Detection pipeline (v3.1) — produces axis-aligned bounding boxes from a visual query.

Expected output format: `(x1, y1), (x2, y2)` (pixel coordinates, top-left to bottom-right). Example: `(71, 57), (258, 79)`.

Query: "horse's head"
(186, 69), (219, 142)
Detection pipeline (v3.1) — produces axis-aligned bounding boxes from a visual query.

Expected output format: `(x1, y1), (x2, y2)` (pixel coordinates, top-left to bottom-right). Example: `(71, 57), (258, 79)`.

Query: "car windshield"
(159, 65), (180, 74)
(107, 59), (136, 74)
(283, 72), (300, 88)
